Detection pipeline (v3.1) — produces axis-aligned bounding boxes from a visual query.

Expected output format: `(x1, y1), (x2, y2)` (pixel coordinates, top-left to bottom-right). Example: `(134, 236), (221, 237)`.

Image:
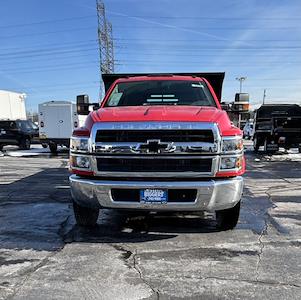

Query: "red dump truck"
(69, 73), (245, 230)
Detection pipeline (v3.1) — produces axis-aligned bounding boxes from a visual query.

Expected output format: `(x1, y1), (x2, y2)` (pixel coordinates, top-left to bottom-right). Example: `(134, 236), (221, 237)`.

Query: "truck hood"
(91, 106), (232, 131)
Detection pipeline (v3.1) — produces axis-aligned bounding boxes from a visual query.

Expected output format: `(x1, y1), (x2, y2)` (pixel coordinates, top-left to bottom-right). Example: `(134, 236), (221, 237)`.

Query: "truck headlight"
(70, 137), (89, 152)
(220, 156), (243, 170)
(222, 137), (243, 153)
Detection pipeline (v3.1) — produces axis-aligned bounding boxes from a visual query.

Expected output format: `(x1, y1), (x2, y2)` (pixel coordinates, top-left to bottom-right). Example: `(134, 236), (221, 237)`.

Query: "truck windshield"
(105, 80), (216, 107)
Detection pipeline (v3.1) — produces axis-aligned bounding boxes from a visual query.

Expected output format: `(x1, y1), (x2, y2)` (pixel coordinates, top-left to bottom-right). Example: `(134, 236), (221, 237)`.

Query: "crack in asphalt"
(132, 250), (160, 300)
(255, 216), (268, 283)
(112, 245), (160, 300)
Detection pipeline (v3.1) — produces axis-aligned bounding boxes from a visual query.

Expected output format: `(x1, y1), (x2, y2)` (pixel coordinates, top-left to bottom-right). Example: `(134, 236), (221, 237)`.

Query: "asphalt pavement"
(0, 143), (300, 299)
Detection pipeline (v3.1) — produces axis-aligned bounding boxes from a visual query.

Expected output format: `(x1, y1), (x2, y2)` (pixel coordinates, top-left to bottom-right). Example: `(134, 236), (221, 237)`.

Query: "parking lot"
(0, 142), (301, 300)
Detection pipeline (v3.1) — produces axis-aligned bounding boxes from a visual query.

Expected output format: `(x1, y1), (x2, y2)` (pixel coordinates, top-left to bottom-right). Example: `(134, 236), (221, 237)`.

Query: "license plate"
(140, 189), (167, 203)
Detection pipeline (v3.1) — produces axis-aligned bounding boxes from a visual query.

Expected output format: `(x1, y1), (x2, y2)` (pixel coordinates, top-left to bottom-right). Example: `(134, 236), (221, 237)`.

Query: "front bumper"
(69, 175), (243, 212)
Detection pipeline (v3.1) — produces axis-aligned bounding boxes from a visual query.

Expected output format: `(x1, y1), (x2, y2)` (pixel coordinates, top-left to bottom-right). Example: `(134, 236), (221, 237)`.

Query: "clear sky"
(0, 0), (300, 112)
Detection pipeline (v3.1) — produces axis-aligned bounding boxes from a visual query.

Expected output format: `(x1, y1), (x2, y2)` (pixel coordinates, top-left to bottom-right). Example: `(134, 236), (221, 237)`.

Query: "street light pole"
(236, 77), (247, 93)
(263, 89), (266, 104)
(235, 77), (247, 130)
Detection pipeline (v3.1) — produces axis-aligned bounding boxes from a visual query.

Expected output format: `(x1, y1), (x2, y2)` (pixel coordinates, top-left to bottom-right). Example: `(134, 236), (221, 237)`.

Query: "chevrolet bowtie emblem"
(131, 139), (176, 154)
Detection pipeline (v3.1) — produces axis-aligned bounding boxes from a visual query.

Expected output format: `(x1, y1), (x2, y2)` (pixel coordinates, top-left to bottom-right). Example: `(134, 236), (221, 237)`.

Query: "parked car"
(0, 120), (39, 150)
(243, 120), (254, 139)
(253, 104), (301, 153)
(69, 73), (245, 230)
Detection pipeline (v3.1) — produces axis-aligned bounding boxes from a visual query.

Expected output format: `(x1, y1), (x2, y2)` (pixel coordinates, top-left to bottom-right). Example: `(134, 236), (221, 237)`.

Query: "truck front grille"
(91, 122), (220, 177)
(111, 189), (197, 203)
(95, 129), (214, 143)
(97, 157), (212, 173)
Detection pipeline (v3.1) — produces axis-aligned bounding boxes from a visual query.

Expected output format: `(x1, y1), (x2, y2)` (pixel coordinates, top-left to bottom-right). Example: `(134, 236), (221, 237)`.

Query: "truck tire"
(253, 136), (260, 153)
(49, 142), (57, 153)
(216, 201), (240, 230)
(264, 139), (277, 154)
(0, 144), (3, 151)
(299, 146), (301, 153)
(19, 137), (31, 150)
(42, 143), (48, 148)
(73, 200), (99, 227)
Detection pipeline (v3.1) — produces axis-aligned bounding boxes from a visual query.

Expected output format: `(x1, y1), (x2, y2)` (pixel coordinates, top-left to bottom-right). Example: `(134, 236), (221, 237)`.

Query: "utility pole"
(96, 0), (115, 75)
(236, 76), (247, 93)
(263, 89), (266, 104)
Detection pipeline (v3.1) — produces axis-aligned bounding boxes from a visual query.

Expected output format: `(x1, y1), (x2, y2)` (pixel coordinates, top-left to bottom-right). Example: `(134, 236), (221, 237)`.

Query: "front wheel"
(19, 137), (31, 150)
(49, 142), (57, 153)
(216, 201), (241, 230)
(73, 200), (99, 227)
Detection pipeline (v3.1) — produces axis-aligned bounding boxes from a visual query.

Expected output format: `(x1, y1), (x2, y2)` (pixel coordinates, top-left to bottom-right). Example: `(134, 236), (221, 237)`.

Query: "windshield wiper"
(143, 102), (178, 106)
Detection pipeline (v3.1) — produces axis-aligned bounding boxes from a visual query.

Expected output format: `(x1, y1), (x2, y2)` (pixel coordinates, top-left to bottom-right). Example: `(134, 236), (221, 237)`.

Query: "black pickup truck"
(253, 104), (301, 153)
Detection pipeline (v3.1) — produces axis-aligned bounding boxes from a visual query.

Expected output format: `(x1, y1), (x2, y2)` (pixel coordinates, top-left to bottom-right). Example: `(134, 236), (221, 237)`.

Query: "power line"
(0, 39), (97, 52)
(114, 37), (301, 42)
(0, 26), (96, 39)
(115, 59), (301, 63)
(0, 47), (98, 60)
(107, 14), (301, 21)
(112, 25), (299, 30)
(1, 60), (100, 73)
(0, 52), (99, 66)
(1, 44), (300, 60)
(0, 42), (98, 57)
(0, 15), (95, 29)
(115, 43), (301, 49)
(2, 64), (101, 75)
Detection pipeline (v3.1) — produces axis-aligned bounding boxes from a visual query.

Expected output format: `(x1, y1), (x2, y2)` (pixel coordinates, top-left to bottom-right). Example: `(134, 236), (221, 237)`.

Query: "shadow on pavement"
(63, 210), (218, 244)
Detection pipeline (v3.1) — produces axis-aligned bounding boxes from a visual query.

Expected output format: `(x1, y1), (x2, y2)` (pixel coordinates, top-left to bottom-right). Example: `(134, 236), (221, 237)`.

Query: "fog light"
(70, 155), (90, 169)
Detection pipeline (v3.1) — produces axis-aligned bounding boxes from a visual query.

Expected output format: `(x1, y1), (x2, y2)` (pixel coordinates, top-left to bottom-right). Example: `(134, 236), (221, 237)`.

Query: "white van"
(38, 101), (80, 153)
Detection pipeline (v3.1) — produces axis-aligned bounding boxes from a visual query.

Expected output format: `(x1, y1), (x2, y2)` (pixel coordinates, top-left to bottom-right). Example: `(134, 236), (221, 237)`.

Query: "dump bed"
(255, 104), (301, 138)
(102, 73), (225, 102)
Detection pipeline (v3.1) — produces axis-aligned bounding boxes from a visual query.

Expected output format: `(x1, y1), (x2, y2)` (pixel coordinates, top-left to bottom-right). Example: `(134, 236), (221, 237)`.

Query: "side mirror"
(76, 94), (90, 115)
(220, 102), (231, 111)
(92, 103), (100, 111)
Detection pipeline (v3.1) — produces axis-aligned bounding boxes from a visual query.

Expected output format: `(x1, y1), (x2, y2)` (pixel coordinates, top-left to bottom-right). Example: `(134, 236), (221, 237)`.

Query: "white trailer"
(0, 90), (26, 120)
(38, 101), (79, 153)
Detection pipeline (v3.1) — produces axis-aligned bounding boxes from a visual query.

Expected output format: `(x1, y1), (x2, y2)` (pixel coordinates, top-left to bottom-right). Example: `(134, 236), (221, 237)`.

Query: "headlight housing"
(220, 156), (243, 170)
(222, 136), (243, 153)
(70, 137), (89, 152)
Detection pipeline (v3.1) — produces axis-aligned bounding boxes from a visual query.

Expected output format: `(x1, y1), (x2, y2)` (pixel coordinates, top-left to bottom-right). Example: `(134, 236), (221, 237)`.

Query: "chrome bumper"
(69, 175), (243, 212)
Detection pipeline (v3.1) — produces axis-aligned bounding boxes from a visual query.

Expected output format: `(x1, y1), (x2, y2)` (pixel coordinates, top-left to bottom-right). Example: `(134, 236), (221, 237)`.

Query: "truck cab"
(69, 73), (245, 230)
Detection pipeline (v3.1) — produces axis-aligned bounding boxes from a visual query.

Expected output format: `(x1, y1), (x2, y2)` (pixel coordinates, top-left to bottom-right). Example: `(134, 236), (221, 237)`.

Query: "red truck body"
(69, 73), (245, 230)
